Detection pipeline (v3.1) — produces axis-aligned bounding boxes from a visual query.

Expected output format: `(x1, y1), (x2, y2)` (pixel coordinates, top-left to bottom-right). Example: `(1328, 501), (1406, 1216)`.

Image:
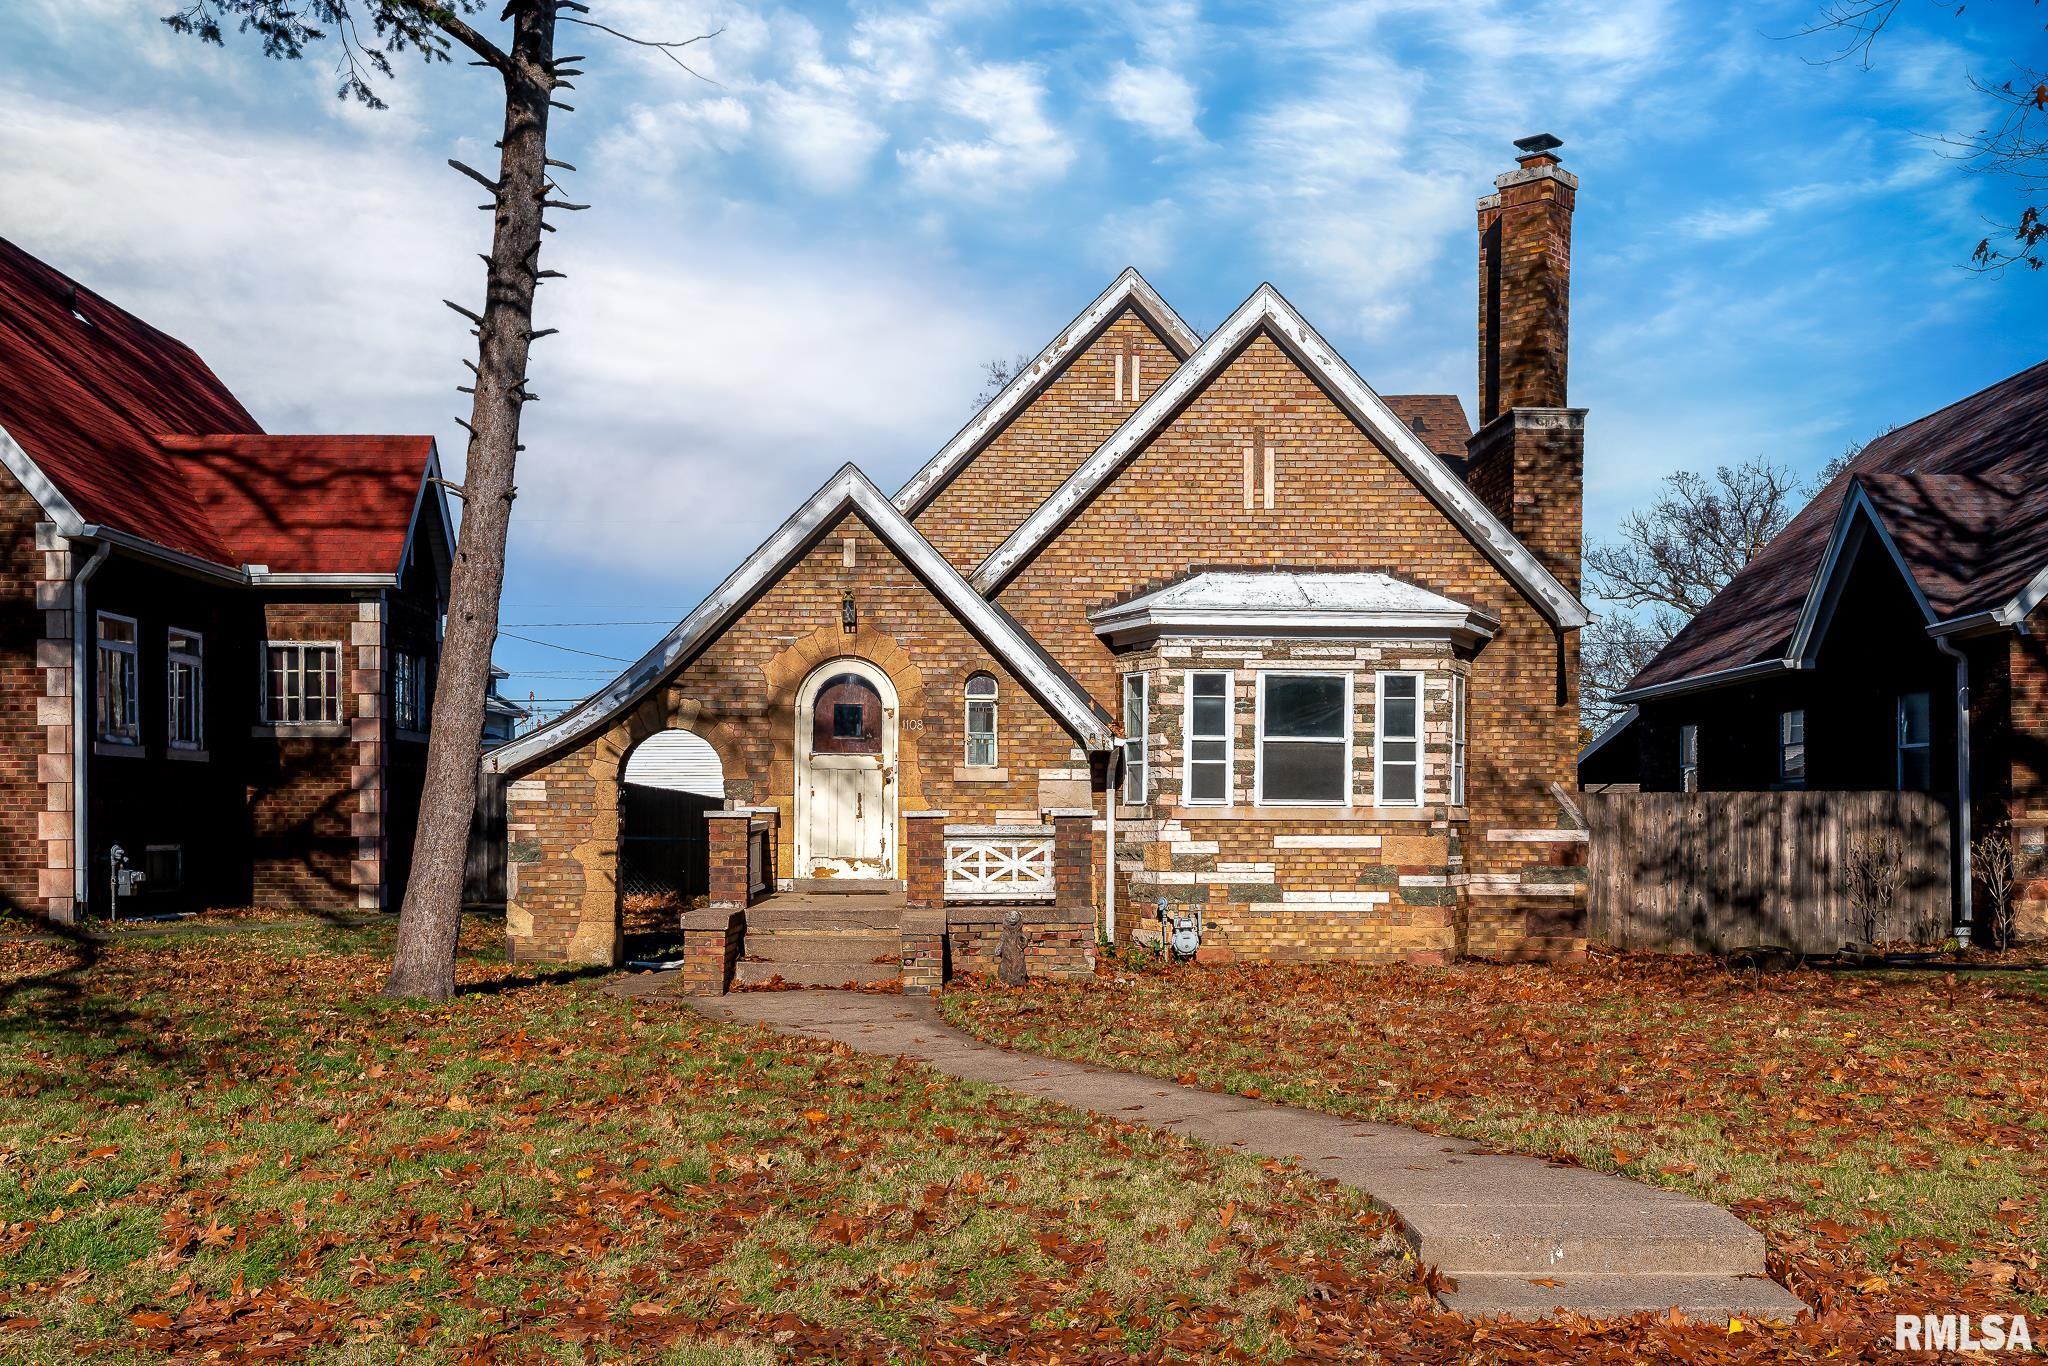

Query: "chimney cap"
(1514, 132), (1564, 156)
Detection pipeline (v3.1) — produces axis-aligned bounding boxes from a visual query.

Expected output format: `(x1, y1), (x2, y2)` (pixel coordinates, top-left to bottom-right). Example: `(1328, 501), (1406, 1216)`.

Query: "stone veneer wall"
(500, 508), (1089, 964)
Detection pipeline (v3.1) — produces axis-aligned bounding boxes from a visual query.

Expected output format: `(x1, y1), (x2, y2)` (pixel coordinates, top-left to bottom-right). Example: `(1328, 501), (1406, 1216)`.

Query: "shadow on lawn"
(0, 909), (199, 1088)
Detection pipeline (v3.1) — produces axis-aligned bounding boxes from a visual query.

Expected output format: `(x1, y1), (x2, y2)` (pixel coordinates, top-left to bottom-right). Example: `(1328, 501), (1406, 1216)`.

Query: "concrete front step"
(1440, 1273), (1808, 1324)
(748, 908), (903, 933)
(790, 878), (904, 896)
(734, 960), (898, 988)
(744, 930), (899, 962)
(1405, 1201), (1765, 1277)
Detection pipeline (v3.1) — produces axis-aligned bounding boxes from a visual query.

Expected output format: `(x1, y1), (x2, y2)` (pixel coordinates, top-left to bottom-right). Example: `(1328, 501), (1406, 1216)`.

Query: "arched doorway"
(795, 661), (898, 880)
(620, 729), (724, 909)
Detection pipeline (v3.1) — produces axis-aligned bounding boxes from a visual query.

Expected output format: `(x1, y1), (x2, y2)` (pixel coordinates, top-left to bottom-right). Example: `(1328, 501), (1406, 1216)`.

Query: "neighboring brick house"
(488, 136), (1593, 969)
(0, 237), (452, 921)
(1588, 360), (2048, 943)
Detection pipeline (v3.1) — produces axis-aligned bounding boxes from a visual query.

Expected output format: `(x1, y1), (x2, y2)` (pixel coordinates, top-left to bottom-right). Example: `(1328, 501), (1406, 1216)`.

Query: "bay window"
(1184, 671), (1232, 804)
(1373, 671), (1420, 806)
(1259, 672), (1349, 805)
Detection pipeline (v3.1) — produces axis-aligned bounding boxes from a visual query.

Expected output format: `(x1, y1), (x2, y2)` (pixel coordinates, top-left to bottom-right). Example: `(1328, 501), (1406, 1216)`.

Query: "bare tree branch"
(560, 17), (721, 82)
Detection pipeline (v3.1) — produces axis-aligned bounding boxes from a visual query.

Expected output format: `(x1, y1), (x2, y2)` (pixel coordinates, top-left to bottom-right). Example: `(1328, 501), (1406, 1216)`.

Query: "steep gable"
(896, 269), (1198, 573)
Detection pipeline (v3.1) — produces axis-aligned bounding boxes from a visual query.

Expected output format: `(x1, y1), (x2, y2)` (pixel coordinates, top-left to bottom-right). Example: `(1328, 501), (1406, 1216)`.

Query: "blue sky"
(2, 0), (2041, 721)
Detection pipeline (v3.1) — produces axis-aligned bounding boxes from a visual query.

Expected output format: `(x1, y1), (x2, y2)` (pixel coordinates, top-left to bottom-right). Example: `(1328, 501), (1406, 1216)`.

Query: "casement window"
(96, 612), (140, 745)
(1679, 723), (1700, 793)
(1184, 671), (1233, 804)
(1121, 673), (1149, 804)
(1372, 672), (1420, 806)
(1778, 708), (1806, 785)
(1897, 692), (1932, 791)
(964, 672), (998, 767)
(394, 651), (428, 732)
(1450, 673), (1468, 808)
(264, 642), (341, 724)
(166, 628), (204, 751)
(1260, 672), (1351, 805)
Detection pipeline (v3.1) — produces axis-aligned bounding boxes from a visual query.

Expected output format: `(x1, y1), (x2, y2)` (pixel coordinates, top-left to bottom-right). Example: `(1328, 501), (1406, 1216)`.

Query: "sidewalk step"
(1441, 1273), (1807, 1323)
(734, 960), (898, 988)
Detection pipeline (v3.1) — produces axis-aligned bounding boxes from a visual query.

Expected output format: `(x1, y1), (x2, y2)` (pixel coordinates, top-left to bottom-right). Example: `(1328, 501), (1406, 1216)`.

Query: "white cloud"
(900, 62), (1075, 199)
(599, 96), (753, 177)
(758, 87), (887, 192)
(1105, 62), (1202, 142)
(1091, 199), (1182, 272)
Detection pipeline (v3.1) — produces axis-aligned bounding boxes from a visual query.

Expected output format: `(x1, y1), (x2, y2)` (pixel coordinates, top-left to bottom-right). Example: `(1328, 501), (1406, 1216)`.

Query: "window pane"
(966, 735), (996, 767)
(1191, 694), (1227, 737)
(1381, 739), (1417, 766)
(1192, 738), (1228, 764)
(966, 673), (997, 698)
(832, 703), (865, 738)
(1783, 743), (1806, 779)
(1899, 693), (1931, 745)
(1380, 761), (1418, 805)
(966, 699), (995, 736)
(98, 615), (135, 643)
(1189, 761), (1228, 803)
(1193, 673), (1227, 700)
(1263, 740), (1345, 803)
(1264, 675), (1345, 738)
(1900, 747), (1932, 791)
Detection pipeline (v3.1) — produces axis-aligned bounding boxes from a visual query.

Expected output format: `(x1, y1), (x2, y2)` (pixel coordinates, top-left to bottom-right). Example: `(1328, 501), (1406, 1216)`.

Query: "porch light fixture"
(841, 590), (857, 634)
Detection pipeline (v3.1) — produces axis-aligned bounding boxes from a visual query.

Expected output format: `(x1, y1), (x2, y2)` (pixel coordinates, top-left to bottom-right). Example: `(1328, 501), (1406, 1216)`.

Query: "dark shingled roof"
(1628, 359), (2048, 692)
(1382, 394), (1472, 462)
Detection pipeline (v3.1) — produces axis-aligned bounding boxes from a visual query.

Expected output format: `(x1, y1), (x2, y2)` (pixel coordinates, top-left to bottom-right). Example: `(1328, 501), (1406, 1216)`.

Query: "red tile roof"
(1629, 359), (2048, 692)
(0, 236), (433, 577)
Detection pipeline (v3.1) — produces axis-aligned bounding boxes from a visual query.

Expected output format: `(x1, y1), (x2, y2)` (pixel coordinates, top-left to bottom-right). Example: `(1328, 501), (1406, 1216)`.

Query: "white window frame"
(1450, 673), (1468, 808)
(963, 672), (999, 768)
(1896, 693), (1931, 791)
(1121, 672), (1149, 804)
(1371, 670), (1421, 808)
(1679, 723), (1700, 793)
(1255, 669), (1353, 807)
(1182, 670), (1234, 806)
(1778, 708), (1806, 786)
(166, 627), (204, 752)
(95, 611), (141, 746)
(262, 640), (343, 725)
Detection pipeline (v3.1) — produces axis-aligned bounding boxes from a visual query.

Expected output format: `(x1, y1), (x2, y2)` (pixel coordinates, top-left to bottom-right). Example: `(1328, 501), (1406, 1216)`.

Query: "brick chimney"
(1466, 133), (1584, 596)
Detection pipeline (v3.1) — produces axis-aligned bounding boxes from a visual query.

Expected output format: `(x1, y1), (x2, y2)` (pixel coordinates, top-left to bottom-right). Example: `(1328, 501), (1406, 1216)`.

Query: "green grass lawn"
(0, 919), (1444, 1362)
(941, 950), (2048, 1341)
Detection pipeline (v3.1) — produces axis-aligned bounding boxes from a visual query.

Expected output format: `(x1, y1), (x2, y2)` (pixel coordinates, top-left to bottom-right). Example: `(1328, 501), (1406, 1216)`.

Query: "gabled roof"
(0, 236), (444, 582)
(486, 464), (1117, 774)
(1625, 359), (2048, 696)
(1089, 568), (1497, 646)
(891, 268), (1200, 518)
(967, 282), (1591, 630)
(1381, 394), (1473, 463)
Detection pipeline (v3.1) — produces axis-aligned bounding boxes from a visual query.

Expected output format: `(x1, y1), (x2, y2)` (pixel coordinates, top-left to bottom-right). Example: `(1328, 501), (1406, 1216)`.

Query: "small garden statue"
(998, 907), (1027, 986)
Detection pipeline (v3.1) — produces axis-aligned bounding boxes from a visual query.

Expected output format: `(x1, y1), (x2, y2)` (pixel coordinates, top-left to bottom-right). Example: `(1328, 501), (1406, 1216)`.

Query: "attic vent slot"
(63, 284), (92, 327)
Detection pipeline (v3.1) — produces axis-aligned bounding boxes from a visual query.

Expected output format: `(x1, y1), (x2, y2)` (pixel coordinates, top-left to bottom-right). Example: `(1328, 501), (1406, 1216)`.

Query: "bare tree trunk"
(386, 1), (559, 1000)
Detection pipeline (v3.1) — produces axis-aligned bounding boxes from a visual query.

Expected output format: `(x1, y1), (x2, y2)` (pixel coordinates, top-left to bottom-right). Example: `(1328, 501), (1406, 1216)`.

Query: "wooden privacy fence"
(464, 772), (508, 909)
(1586, 790), (1953, 953)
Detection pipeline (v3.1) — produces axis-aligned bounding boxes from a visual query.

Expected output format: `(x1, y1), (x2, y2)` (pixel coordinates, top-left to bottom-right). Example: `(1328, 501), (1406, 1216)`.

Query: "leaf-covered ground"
(0, 920), (1446, 1362)
(943, 951), (2048, 1349)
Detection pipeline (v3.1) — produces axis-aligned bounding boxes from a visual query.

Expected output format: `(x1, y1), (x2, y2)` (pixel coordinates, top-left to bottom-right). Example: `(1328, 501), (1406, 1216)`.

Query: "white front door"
(799, 667), (894, 878)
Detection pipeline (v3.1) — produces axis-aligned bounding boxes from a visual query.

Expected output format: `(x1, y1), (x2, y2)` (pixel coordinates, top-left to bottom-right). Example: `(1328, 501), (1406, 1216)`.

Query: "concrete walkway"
(679, 985), (1807, 1324)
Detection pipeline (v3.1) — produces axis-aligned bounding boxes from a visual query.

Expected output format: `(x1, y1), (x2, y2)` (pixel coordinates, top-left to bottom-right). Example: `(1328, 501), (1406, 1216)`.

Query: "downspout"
(1104, 739), (1124, 946)
(1934, 635), (1973, 947)
(71, 540), (111, 918)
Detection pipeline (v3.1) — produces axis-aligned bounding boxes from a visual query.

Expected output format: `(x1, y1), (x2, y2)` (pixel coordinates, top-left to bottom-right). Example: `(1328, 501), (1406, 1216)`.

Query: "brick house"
(1586, 360), (2048, 942)
(487, 137), (1593, 978)
(0, 237), (452, 921)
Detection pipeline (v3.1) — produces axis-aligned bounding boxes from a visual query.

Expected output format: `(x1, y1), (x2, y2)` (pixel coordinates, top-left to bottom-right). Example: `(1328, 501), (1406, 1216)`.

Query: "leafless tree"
(1791, 0), (2048, 270)
(1580, 458), (1803, 724)
(1974, 828), (2019, 950)
(1846, 830), (1904, 947)
(974, 353), (1031, 408)
(167, 0), (713, 1001)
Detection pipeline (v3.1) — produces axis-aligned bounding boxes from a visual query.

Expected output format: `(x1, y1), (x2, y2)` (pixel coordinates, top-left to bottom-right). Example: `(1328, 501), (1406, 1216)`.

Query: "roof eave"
(969, 283), (1591, 630)
(1613, 657), (1797, 704)
(1090, 606), (1499, 648)
(892, 268), (1201, 518)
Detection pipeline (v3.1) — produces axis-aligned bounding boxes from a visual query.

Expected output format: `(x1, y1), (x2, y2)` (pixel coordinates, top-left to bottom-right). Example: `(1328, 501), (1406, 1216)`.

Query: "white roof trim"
(1089, 570), (1498, 646)
(968, 283), (1592, 630)
(1613, 657), (1796, 704)
(1788, 482), (1934, 668)
(892, 268), (1200, 518)
(0, 418), (85, 535)
(1577, 704), (1639, 765)
(487, 463), (1115, 773)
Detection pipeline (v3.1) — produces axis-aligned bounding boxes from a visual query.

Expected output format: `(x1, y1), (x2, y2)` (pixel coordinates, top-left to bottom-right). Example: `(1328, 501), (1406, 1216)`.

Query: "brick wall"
(992, 330), (1584, 956)
(2004, 620), (2048, 940)
(249, 600), (365, 910)
(0, 475), (54, 917)
(913, 308), (1184, 573)
(501, 509), (1086, 963)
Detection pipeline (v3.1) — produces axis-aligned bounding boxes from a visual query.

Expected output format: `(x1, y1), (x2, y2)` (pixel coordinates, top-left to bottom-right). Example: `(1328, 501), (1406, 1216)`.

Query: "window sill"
(93, 740), (144, 758)
(251, 722), (348, 739)
(1168, 804), (1449, 823)
(165, 747), (210, 763)
(952, 766), (1010, 783)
